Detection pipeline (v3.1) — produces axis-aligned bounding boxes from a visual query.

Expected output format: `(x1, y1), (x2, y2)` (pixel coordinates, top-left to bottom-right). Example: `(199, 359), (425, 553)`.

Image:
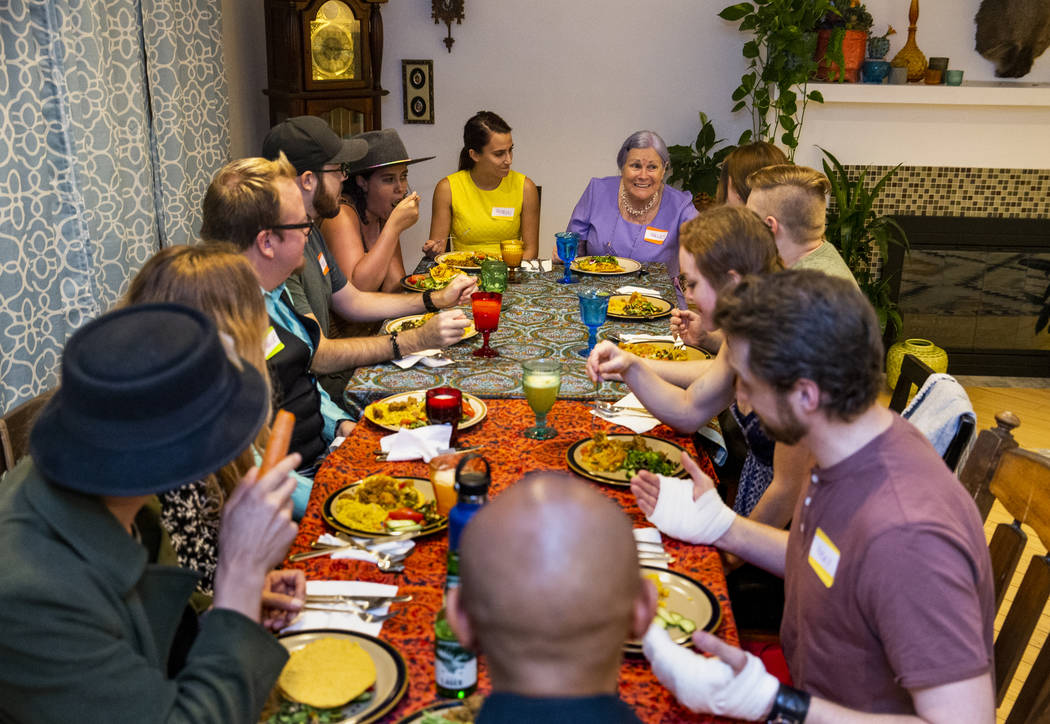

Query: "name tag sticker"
(264, 326), (284, 360)
(491, 206), (515, 219)
(317, 251), (330, 276)
(643, 227), (669, 244)
(808, 527), (840, 588)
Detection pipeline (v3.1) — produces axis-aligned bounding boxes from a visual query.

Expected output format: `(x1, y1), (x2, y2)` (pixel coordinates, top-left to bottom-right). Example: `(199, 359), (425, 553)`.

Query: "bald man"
(446, 472), (656, 723)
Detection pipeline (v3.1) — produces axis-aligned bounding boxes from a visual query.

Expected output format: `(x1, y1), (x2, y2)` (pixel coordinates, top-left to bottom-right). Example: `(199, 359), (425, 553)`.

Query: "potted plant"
(667, 112), (736, 211)
(815, 0), (874, 82)
(719, 0), (836, 159)
(820, 147), (909, 341)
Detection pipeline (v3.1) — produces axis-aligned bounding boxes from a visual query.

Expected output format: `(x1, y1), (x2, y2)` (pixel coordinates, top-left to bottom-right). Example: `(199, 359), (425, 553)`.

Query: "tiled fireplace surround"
(841, 166), (1050, 377)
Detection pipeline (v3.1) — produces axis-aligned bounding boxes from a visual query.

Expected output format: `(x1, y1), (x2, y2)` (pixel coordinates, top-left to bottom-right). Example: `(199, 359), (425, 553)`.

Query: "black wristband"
(389, 331), (402, 359)
(422, 289), (439, 313)
(767, 683), (810, 724)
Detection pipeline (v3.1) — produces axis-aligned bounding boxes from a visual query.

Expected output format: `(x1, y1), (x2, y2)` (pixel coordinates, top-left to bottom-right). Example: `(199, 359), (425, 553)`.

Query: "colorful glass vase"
(891, 0), (927, 82)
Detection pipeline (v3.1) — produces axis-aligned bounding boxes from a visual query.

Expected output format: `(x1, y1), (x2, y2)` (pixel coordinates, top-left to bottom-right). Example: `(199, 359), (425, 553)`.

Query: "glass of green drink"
(522, 359), (561, 439)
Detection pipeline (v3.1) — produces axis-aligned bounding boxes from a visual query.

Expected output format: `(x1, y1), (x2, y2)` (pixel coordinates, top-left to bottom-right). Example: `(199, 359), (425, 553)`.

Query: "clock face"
(310, 1), (360, 81)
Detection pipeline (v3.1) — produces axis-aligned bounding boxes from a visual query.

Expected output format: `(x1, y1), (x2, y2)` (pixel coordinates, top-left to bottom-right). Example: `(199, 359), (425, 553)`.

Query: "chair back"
(0, 389), (56, 476)
(894, 355), (976, 472)
(960, 412), (1050, 723)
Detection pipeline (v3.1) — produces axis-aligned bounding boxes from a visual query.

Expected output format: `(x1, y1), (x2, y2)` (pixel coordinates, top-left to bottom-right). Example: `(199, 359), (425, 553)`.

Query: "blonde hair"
(200, 154), (298, 250)
(124, 243), (273, 501)
(679, 206), (783, 289)
(715, 142), (789, 204)
(746, 165), (830, 241)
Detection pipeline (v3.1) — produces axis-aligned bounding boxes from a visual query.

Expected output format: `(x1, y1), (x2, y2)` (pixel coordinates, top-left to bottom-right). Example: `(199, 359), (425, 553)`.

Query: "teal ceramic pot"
(863, 60), (891, 83)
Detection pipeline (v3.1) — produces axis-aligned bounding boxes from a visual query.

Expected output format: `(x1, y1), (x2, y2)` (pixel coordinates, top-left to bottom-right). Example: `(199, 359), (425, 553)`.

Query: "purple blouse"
(567, 176), (697, 291)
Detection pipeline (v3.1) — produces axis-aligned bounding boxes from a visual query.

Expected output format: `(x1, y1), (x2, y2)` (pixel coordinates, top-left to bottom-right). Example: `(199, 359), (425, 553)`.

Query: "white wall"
(221, 0), (1050, 259)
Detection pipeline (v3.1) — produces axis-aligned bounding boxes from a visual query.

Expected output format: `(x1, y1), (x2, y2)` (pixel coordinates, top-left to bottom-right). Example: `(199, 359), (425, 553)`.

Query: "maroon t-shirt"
(780, 414), (994, 714)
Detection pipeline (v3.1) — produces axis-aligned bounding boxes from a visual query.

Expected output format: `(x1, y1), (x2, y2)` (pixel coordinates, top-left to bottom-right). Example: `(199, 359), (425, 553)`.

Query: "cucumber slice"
(652, 616), (668, 629)
(678, 617), (697, 634)
(385, 519), (421, 531)
(656, 607), (675, 626)
(669, 612), (684, 626)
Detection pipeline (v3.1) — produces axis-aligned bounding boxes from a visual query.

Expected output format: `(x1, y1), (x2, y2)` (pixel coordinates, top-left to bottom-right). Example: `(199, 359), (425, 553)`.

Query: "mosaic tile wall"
(835, 166), (1050, 355)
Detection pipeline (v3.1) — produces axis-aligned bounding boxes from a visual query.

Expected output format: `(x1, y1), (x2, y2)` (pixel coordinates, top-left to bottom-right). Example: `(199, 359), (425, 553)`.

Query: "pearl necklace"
(620, 184), (659, 217)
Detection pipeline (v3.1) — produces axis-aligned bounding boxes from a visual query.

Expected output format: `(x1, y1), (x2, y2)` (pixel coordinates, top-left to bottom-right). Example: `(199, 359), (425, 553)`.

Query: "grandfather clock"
(263, 0), (389, 136)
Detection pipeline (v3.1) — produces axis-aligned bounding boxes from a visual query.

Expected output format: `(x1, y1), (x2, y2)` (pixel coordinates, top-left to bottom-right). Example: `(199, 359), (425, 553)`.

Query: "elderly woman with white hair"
(566, 130), (698, 289)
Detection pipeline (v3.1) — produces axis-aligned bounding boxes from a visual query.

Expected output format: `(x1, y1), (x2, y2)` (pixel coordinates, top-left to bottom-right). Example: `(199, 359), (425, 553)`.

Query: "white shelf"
(809, 81), (1050, 107)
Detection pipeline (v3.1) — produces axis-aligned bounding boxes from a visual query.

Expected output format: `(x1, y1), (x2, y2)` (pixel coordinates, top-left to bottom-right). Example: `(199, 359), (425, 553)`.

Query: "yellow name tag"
(643, 226), (668, 244)
(808, 527), (840, 588)
(264, 326), (284, 360)
(317, 251), (330, 276)
(491, 205), (515, 219)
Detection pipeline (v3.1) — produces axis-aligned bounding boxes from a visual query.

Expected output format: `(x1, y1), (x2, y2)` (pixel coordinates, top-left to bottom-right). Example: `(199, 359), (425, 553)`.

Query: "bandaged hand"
(647, 474), (736, 545)
(643, 624), (779, 720)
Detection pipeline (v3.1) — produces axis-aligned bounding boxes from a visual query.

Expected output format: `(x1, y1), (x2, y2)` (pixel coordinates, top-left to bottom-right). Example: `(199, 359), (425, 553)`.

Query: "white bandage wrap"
(642, 623), (779, 720)
(647, 475), (736, 545)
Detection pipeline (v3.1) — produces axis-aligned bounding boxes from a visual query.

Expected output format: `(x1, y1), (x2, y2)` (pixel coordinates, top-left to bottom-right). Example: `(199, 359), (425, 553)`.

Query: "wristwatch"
(767, 684), (810, 723)
(389, 331), (402, 359)
(422, 289), (439, 313)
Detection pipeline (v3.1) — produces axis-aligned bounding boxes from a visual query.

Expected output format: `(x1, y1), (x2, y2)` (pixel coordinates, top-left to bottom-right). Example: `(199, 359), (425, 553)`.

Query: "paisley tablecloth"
(341, 262), (682, 418)
(286, 399), (740, 723)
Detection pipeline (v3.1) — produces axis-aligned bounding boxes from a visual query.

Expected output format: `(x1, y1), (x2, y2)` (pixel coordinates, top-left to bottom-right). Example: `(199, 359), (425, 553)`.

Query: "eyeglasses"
(674, 273), (694, 294)
(268, 221), (314, 233)
(315, 167), (347, 179)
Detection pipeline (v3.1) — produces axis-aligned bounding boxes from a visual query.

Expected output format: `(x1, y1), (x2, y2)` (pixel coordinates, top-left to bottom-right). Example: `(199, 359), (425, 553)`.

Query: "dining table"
(340, 260), (692, 419)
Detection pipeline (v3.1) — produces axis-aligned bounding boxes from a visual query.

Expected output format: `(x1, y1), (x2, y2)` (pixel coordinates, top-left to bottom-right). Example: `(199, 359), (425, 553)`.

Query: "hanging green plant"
(667, 112), (736, 210)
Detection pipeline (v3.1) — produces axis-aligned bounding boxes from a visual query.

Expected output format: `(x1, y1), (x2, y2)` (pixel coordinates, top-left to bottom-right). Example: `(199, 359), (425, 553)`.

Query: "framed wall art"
(402, 59), (434, 124)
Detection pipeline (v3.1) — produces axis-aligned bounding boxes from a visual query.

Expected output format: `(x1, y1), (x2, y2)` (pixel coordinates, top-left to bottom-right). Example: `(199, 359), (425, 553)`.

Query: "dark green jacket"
(0, 459), (288, 723)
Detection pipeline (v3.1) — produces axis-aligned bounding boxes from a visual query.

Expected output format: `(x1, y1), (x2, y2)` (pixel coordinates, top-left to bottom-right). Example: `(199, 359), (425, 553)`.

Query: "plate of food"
(570, 255), (642, 275)
(623, 567), (722, 655)
(566, 431), (687, 487)
(401, 263), (464, 292)
(396, 694), (485, 723)
(260, 629), (407, 724)
(615, 339), (711, 361)
(606, 292), (673, 320)
(383, 313), (477, 341)
(322, 474), (447, 539)
(363, 391), (487, 432)
(435, 250), (495, 270)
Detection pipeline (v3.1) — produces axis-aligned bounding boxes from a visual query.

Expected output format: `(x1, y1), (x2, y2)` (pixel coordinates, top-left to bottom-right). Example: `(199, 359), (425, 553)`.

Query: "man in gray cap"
(261, 117), (475, 404)
(0, 303), (304, 723)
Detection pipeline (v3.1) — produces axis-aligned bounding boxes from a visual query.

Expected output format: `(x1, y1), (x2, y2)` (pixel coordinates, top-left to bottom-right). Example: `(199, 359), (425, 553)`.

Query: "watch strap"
(767, 683), (810, 724)
(389, 331), (402, 360)
(422, 289), (439, 313)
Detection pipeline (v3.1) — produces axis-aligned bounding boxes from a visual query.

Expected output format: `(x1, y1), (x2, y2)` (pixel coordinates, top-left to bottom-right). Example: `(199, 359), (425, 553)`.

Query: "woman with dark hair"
(322, 129), (434, 293)
(715, 141), (789, 206)
(424, 111), (540, 260)
(566, 130), (698, 293)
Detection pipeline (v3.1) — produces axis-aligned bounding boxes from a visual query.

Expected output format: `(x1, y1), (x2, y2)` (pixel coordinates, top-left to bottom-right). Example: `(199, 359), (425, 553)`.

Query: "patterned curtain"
(0, 0), (229, 412)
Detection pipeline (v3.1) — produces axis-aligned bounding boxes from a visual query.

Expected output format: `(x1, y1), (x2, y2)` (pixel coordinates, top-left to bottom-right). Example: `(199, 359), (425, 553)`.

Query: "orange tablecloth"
(287, 399), (740, 723)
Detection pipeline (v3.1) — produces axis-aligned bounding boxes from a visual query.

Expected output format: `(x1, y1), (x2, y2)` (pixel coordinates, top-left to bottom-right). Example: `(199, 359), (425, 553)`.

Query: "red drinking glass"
(425, 386), (463, 445)
(471, 291), (502, 358)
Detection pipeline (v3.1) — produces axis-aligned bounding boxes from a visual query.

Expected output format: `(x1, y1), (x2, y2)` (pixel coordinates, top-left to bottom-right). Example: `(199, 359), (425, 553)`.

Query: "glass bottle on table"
(435, 454), (491, 699)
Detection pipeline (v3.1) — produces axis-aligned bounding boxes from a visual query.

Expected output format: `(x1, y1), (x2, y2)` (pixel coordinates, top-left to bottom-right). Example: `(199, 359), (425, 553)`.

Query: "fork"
(300, 604), (401, 623)
(593, 400), (654, 416)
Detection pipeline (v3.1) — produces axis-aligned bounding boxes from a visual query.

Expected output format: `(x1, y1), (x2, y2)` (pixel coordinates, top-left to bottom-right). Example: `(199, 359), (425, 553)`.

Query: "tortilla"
(278, 637), (377, 708)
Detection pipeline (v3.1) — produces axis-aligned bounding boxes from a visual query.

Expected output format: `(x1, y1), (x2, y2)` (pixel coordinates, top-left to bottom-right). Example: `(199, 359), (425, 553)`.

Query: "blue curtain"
(0, 0), (229, 412)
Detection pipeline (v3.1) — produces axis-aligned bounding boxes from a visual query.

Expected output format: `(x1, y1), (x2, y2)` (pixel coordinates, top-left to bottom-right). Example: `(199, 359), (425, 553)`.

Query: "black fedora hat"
(344, 129), (435, 176)
(262, 115), (368, 175)
(29, 304), (270, 496)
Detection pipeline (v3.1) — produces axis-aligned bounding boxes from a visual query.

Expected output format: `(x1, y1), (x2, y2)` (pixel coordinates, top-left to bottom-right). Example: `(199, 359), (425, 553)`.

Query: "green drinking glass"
(480, 259), (509, 293)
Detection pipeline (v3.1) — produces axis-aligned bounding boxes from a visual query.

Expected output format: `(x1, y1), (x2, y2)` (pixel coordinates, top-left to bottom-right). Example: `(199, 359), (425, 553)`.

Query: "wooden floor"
(961, 385), (1049, 723)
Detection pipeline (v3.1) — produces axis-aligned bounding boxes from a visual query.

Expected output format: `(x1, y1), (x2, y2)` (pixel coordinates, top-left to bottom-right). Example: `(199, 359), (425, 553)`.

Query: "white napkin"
(379, 424), (452, 462)
(591, 392), (661, 434)
(521, 259), (553, 272)
(282, 580), (398, 637)
(316, 533), (415, 563)
(620, 333), (676, 344)
(616, 285), (663, 297)
(634, 526), (669, 570)
(392, 349), (454, 369)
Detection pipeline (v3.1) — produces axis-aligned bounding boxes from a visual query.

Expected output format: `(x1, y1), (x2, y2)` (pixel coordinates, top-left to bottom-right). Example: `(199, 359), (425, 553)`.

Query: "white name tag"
(644, 226), (669, 244)
(317, 251), (329, 276)
(491, 206), (515, 219)
(264, 326), (284, 360)
(808, 527), (840, 588)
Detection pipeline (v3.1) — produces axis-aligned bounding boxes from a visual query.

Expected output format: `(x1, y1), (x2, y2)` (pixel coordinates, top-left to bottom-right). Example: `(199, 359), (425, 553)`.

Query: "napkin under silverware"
(521, 259), (553, 272)
(392, 349), (454, 370)
(634, 527), (669, 570)
(591, 393), (661, 434)
(379, 424), (451, 462)
(282, 580), (398, 636)
(616, 285), (663, 297)
(316, 533), (415, 562)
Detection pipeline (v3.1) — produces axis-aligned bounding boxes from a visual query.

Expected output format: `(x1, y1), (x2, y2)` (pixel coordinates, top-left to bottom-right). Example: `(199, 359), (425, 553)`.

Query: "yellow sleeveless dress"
(447, 169), (525, 256)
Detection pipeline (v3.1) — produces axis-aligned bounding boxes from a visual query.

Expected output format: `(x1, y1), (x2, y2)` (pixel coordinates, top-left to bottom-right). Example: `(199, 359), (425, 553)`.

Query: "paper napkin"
(379, 424), (452, 462)
(392, 349), (454, 370)
(619, 333), (676, 344)
(634, 527), (669, 570)
(521, 259), (553, 272)
(616, 285), (663, 297)
(591, 392), (661, 434)
(316, 534), (415, 563)
(283, 580), (398, 637)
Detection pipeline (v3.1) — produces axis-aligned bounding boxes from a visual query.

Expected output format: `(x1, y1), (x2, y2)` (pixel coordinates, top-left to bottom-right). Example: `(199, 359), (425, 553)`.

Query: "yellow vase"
(891, 0), (927, 82)
(886, 338), (949, 390)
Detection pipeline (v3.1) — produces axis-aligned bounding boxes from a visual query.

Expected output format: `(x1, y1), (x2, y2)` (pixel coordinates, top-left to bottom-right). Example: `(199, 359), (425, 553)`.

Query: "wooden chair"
(0, 389), (56, 476)
(958, 412), (1050, 723)
(889, 353), (975, 472)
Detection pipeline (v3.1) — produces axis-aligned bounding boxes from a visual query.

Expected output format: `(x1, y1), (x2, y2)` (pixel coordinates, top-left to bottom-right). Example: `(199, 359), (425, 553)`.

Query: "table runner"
(287, 399), (741, 723)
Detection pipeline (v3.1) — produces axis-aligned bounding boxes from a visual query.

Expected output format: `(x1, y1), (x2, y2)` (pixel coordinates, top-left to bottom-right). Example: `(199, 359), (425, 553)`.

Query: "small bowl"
(945, 69), (964, 86)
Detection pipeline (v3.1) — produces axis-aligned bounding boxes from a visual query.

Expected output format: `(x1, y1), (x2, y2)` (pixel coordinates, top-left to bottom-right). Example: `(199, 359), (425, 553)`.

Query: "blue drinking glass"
(577, 289), (610, 357)
(555, 232), (579, 285)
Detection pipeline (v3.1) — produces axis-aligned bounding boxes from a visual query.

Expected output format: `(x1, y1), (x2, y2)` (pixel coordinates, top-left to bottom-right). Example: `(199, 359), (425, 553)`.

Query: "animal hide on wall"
(975, 0), (1050, 77)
